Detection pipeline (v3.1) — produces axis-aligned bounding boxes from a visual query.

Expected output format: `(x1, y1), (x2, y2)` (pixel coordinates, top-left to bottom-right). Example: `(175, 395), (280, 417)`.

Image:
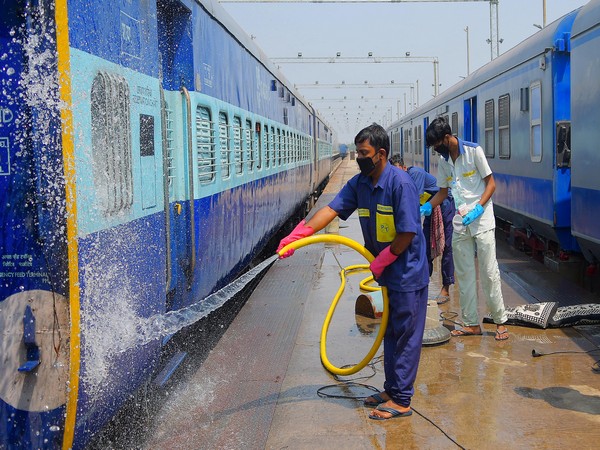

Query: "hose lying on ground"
(278, 235), (389, 376)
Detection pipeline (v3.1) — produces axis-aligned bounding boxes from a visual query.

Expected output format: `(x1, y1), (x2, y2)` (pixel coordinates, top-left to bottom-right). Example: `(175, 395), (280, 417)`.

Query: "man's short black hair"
(389, 154), (404, 167)
(425, 116), (452, 147)
(354, 123), (389, 155)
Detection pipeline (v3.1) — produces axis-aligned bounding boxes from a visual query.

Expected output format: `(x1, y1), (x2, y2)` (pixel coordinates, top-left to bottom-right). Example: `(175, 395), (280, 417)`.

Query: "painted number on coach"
(0, 137), (10, 175)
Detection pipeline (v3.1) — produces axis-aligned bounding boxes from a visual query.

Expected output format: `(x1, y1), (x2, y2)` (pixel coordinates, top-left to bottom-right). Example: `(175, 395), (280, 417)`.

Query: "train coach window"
(233, 116), (243, 175)
(164, 103), (175, 195)
(451, 113), (458, 138)
(91, 72), (133, 215)
(277, 129), (282, 165)
(140, 114), (155, 157)
(484, 100), (495, 158)
(219, 112), (230, 179)
(304, 136), (309, 161)
(196, 106), (215, 183)
(498, 94), (510, 159)
(265, 126), (272, 168)
(256, 122), (263, 170)
(271, 126), (276, 166)
(413, 127), (418, 155)
(267, 126), (273, 167)
(245, 119), (253, 172)
(530, 82), (542, 162)
(391, 130), (400, 157)
(520, 87), (529, 111)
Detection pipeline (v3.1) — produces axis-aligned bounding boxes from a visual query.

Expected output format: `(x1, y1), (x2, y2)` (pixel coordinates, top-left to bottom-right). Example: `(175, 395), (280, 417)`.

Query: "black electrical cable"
(316, 382), (380, 400)
(411, 407), (466, 450)
(531, 347), (600, 372)
(531, 348), (600, 357)
(440, 310), (463, 327)
(316, 356), (467, 450)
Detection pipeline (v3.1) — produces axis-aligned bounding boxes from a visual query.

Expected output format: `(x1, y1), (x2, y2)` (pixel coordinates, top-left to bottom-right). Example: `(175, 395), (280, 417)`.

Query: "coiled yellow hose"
(278, 235), (389, 376)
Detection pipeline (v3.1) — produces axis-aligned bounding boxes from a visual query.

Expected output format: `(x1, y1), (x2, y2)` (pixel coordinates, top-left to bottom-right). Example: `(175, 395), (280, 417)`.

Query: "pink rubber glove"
(369, 245), (399, 279)
(277, 220), (315, 258)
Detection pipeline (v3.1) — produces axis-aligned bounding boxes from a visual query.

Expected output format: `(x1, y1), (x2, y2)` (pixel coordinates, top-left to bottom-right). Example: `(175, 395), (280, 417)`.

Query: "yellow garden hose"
(359, 274), (379, 292)
(278, 235), (389, 376)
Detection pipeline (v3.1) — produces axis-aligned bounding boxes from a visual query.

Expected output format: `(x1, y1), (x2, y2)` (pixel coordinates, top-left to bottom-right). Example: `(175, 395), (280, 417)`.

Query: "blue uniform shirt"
(328, 163), (428, 292)
(407, 166), (438, 196)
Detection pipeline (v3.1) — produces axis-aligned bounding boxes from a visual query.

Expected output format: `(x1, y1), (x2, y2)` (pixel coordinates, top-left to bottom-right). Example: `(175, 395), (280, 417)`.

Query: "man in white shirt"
(420, 117), (509, 341)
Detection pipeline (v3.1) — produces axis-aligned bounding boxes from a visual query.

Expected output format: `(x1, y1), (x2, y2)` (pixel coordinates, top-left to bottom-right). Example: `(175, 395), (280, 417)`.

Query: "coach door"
(158, 0), (195, 307)
(423, 117), (431, 172)
(464, 96), (478, 142)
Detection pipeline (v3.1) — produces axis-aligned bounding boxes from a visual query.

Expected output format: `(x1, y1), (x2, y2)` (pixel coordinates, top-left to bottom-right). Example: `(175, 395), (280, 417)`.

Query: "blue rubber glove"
(462, 204), (484, 225)
(420, 202), (432, 217)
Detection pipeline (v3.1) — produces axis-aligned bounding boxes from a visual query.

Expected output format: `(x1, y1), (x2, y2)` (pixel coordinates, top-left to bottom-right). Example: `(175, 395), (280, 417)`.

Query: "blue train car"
(0, 0), (335, 448)
(387, 4), (584, 257)
(571, 0), (600, 264)
(338, 143), (348, 159)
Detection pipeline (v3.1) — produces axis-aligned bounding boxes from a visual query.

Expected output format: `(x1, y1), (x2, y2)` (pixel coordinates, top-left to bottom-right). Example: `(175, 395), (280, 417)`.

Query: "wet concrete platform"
(143, 158), (600, 449)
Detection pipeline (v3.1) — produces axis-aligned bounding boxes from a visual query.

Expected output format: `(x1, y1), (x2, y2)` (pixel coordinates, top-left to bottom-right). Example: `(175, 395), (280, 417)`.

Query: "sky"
(220, 0), (589, 143)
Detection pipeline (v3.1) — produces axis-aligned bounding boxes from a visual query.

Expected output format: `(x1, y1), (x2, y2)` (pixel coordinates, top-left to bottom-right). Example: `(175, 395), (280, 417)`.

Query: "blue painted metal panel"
(1, 3), (70, 448)
(157, 0), (194, 92)
(572, 186), (600, 242)
(550, 14), (576, 231)
(73, 213), (166, 447)
(68, 0), (159, 77)
(571, 0), (600, 262)
(491, 173), (554, 223)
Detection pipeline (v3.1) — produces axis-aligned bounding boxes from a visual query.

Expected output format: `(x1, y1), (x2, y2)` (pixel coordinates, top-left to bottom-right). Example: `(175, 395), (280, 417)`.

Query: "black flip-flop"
(363, 392), (387, 407)
(369, 406), (413, 420)
(436, 295), (450, 305)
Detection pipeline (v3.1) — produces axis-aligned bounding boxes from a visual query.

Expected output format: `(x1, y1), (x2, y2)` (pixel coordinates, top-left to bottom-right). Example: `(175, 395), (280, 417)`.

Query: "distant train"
(387, 0), (600, 272)
(0, 0), (337, 448)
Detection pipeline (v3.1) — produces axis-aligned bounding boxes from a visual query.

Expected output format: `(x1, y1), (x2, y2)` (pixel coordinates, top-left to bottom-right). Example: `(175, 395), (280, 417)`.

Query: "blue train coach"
(0, 0), (336, 448)
(570, 0), (600, 264)
(387, 1), (600, 268)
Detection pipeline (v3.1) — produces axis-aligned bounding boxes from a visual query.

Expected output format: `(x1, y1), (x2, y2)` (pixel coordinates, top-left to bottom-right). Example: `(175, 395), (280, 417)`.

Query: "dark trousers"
(383, 286), (428, 407)
(422, 197), (455, 286)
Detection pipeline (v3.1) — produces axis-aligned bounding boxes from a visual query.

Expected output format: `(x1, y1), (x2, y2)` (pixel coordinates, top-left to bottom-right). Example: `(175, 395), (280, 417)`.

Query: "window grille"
(530, 82), (542, 162)
(498, 94), (511, 159)
(164, 103), (175, 195)
(91, 71), (133, 215)
(196, 106), (215, 183)
(245, 119), (253, 171)
(218, 112), (230, 179)
(451, 112), (458, 137)
(233, 116), (243, 174)
(256, 123), (262, 169)
(484, 100), (495, 157)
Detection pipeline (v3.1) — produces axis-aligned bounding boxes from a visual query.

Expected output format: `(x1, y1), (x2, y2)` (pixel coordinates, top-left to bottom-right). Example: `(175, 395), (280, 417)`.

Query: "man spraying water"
(278, 123), (428, 420)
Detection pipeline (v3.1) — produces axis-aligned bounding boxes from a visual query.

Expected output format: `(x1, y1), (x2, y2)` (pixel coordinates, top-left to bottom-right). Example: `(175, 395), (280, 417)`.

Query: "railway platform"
(141, 157), (600, 449)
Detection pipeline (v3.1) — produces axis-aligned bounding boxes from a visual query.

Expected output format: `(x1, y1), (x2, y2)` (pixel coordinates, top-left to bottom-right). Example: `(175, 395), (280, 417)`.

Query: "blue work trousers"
(423, 197), (455, 285)
(383, 286), (428, 407)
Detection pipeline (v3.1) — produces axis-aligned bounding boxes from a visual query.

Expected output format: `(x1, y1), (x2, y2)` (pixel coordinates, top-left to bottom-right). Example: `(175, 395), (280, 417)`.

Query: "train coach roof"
(572, 0), (600, 39)
(197, 0), (317, 117)
(388, 4), (583, 129)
